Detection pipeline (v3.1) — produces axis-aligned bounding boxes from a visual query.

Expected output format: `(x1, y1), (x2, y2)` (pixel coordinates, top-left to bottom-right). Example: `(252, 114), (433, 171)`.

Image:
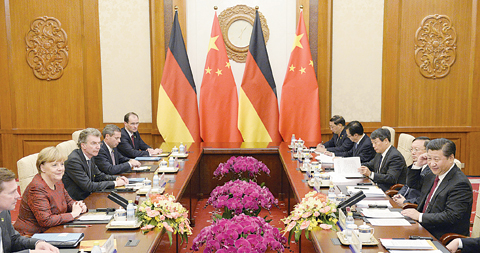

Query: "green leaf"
(288, 230), (294, 244)
(294, 230), (301, 242)
(167, 231), (173, 247)
(305, 230), (310, 240)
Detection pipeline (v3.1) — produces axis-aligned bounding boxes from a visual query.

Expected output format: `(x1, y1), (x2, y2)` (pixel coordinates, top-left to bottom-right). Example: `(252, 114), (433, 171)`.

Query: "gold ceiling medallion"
(26, 16), (69, 81)
(414, 14), (456, 79)
(218, 5), (269, 63)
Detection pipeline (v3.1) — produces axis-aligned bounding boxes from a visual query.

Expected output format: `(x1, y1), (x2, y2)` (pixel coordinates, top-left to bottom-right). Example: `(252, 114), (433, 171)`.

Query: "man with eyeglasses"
(392, 137), (431, 205)
(401, 138), (472, 240)
(63, 128), (129, 200)
(316, 115), (353, 154)
(117, 112), (162, 158)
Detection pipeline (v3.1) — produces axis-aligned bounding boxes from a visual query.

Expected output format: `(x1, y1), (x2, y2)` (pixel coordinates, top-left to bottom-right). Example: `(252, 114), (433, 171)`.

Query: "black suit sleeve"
(362, 154), (379, 171)
(323, 136), (335, 148)
(117, 130), (150, 158)
(372, 152), (406, 186)
(64, 154), (115, 192)
(421, 177), (472, 231)
(461, 237), (480, 252)
(1, 211), (38, 253)
(95, 147), (131, 175)
(326, 137), (354, 153)
(136, 133), (151, 151)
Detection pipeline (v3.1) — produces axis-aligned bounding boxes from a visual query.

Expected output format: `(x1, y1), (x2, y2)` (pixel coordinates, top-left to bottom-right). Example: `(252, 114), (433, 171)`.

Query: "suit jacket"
(324, 128), (354, 153)
(0, 210), (38, 253)
(117, 127), (150, 158)
(461, 237), (480, 253)
(362, 146), (407, 192)
(336, 134), (376, 163)
(63, 149), (116, 200)
(95, 141), (132, 175)
(14, 174), (75, 235)
(398, 165), (431, 204)
(408, 164), (473, 239)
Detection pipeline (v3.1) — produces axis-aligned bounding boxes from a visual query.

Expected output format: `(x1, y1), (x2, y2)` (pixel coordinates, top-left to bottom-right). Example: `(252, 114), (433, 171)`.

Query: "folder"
(32, 233), (84, 248)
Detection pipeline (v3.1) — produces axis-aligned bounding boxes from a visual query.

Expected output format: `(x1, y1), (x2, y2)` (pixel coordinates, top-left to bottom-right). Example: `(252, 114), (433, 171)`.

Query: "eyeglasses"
(410, 148), (424, 153)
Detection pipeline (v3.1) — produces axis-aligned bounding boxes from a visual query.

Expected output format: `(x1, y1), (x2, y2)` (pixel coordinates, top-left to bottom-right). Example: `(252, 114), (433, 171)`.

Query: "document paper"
(334, 157), (362, 177)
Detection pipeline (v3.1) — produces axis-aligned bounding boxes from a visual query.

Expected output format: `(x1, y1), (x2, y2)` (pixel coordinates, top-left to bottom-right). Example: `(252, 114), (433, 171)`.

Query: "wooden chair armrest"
(385, 189), (399, 197)
(389, 183), (404, 191)
(439, 233), (468, 246)
(402, 203), (418, 209)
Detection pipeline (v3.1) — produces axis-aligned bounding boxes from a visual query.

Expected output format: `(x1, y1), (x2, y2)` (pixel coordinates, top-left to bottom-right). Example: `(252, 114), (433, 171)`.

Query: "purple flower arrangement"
(213, 156), (270, 180)
(191, 213), (288, 252)
(207, 179), (278, 218)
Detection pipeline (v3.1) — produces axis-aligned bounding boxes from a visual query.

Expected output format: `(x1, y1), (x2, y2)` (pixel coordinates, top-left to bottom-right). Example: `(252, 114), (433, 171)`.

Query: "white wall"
(331, 0), (384, 122)
(99, 0), (153, 123)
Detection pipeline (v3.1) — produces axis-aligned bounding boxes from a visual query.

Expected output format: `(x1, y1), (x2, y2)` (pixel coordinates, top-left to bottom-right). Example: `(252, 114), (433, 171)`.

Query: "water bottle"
(346, 207), (354, 227)
(328, 184), (336, 201)
(290, 134), (296, 146)
(179, 143), (185, 153)
(168, 156), (174, 167)
(152, 172), (159, 188)
(126, 200), (135, 221)
(91, 241), (102, 253)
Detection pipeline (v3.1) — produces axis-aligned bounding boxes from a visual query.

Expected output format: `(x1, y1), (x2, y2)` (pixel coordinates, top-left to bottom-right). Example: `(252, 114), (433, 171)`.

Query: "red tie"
(423, 176), (439, 212)
(131, 135), (135, 148)
(111, 150), (116, 165)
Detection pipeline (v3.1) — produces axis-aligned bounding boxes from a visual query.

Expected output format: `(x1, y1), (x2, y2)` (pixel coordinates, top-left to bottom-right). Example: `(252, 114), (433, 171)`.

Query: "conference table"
(46, 142), (446, 252)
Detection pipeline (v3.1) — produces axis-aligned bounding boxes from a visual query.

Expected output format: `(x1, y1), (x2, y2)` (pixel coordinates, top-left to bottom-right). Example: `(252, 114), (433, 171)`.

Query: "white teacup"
(358, 223), (374, 243)
(114, 208), (127, 221)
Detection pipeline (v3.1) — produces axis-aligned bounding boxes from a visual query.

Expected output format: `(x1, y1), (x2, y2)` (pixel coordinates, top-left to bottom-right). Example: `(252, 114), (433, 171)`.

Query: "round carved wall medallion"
(26, 16), (69, 81)
(414, 14), (456, 79)
(218, 5), (269, 63)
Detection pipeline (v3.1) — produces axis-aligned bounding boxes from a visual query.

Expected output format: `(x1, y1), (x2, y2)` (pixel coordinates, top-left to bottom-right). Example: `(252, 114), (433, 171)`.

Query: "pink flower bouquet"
(213, 156), (270, 180)
(191, 214), (287, 252)
(207, 179), (278, 219)
(281, 191), (338, 243)
(137, 193), (192, 246)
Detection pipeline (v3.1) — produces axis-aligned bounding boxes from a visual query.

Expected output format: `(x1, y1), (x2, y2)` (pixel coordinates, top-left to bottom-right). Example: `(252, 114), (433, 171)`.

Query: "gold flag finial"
(214, 6), (218, 10)
(255, 6), (259, 10)
(300, 5), (304, 10)
(174, 5), (178, 11)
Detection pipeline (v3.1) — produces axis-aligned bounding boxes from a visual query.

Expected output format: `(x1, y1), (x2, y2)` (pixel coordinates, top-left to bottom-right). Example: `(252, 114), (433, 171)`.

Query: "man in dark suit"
(0, 168), (59, 253)
(393, 136), (431, 205)
(334, 121), (376, 163)
(63, 128), (129, 200)
(447, 237), (480, 253)
(358, 128), (407, 192)
(95, 124), (141, 175)
(316, 115), (353, 154)
(401, 138), (473, 240)
(117, 112), (162, 158)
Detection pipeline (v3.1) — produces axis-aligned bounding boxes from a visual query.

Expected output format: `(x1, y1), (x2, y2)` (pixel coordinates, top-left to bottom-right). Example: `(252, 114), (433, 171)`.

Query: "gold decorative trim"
(26, 16), (69, 81)
(414, 14), (456, 79)
(218, 5), (269, 63)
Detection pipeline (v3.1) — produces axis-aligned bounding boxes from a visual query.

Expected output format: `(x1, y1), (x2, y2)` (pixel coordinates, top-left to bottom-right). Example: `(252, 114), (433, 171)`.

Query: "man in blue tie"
(316, 115), (353, 154)
(333, 121), (375, 163)
(392, 136), (431, 205)
(401, 138), (473, 239)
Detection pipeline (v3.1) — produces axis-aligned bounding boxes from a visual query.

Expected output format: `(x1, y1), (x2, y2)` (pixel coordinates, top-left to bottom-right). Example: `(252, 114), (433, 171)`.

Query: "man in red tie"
(401, 138), (472, 239)
(117, 112), (162, 158)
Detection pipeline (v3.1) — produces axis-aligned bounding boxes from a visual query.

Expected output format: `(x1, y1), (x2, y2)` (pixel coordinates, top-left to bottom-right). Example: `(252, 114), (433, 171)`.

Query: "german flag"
(238, 10), (282, 142)
(157, 11), (201, 142)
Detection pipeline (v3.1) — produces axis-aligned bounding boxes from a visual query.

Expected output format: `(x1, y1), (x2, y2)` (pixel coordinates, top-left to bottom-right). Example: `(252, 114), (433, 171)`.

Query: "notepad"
(380, 238), (434, 250)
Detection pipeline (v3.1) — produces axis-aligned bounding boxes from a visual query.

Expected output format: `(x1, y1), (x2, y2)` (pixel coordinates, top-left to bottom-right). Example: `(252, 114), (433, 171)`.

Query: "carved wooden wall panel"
(26, 16), (69, 80)
(414, 14), (456, 79)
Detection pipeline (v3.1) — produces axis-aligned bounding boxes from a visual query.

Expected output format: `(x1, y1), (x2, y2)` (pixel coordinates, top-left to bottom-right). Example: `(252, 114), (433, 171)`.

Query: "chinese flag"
(279, 10), (321, 142)
(199, 12), (243, 142)
(238, 10), (282, 142)
(157, 11), (200, 142)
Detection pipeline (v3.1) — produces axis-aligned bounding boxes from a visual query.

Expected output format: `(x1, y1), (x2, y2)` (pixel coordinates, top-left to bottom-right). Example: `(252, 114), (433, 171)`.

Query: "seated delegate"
(14, 147), (87, 235)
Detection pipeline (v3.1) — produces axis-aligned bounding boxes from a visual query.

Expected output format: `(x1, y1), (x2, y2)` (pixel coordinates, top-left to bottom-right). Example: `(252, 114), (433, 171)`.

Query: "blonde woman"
(14, 147), (87, 235)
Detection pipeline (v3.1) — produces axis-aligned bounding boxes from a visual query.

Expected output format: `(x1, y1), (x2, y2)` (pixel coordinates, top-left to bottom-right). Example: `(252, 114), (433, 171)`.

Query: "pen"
(64, 225), (91, 228)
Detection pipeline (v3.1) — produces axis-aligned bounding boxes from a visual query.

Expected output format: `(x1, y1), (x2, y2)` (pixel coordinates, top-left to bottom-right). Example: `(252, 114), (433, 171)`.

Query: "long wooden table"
(46, 142), (444, 252)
